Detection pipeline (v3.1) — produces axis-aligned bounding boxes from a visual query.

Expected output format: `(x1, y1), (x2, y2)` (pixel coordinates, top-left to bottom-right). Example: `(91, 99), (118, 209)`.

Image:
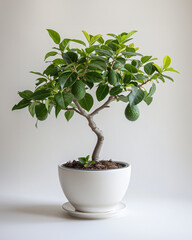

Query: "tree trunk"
(87, 116), (104, 161)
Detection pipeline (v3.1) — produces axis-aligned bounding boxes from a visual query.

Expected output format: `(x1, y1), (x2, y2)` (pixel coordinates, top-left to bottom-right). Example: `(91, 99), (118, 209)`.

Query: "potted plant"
(12, 29), (179, 216)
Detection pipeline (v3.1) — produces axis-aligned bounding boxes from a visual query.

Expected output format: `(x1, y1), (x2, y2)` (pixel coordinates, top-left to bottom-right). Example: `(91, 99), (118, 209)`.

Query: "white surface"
(0, 0), (192, 239)
(58, 163), (131, 212)
(0, 195), (191, 240)
(62, 201), (127, 219)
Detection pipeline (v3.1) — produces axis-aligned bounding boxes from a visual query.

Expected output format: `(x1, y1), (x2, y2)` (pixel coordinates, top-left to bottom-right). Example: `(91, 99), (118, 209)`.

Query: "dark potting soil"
(64, 160), (124, 170)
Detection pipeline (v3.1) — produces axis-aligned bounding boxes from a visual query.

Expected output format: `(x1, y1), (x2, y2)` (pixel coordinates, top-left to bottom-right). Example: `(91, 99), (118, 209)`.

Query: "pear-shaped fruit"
(125, 104), (140, 121)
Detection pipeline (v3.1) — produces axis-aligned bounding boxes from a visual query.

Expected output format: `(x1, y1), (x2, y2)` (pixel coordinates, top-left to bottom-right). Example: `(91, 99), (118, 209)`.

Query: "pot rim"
(58, 161), (130, 172)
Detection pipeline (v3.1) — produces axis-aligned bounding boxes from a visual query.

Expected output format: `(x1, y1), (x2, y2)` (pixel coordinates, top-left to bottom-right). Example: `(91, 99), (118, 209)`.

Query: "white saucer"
(62, 202), (127, 219)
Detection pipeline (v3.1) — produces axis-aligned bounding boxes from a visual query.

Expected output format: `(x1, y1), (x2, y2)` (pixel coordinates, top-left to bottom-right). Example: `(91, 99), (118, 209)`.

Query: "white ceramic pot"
(58, 161), (131, 213)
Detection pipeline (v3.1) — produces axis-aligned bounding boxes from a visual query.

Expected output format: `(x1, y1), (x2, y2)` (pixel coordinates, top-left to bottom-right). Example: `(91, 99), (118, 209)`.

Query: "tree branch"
(73, 99), (89, 118)
(90, 96), (114, 117)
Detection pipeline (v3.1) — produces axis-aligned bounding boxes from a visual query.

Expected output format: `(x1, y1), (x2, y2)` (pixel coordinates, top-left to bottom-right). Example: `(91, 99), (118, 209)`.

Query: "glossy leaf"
(95, 49), (113, 58)
(96, 84), (109, 101)
(162, 74), (174, 82)
(62, 52), (78, 64)
(54, 92), (74, 109)
(163, 56), (171, 69)
(18, 90), (33, 100)
(144, 96), (153, 105)
(108, 69), (118, 85)
(128, 86), (145, 106)
(59, 71), (77, 89)
(65, 110), (74, 121)
(43, 64), (58, 76)
(44, 51), (58, 60)
(110, 86), (122, 96)
(141, 56), (152, 64)
(47, 29), (61, 44)
(28, 102), (37, 117)
(125, 64), (138, 73)
(31, 89), (51, 100)
(71, 80), (86, 100)
(82, 30), (90, 44)
(164, 67), (180, 74)
(84, 72), (103, 82)
(88, 60), (107, 71)
(35, 104), (48, 121)
(12, 99), (31, 110)
(148, 83), (156, 97)
(78, 93), (93, 111)
(144, 62), (155, 75)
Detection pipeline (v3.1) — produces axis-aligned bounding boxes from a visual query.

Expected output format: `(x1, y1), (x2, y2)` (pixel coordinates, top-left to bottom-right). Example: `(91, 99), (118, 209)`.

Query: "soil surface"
(64, 160), (124, 170)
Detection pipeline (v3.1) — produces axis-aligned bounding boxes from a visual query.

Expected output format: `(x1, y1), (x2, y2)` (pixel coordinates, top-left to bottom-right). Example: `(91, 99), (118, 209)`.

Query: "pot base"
(62, 202), (127, 219)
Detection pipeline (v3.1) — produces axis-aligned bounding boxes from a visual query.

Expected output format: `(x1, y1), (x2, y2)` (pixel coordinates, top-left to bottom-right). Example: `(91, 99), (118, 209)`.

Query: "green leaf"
(45, 99), (50, 110)
(31, 89), (51, 100)
(82, 30), (90, 44)
(47, 29), (61, 44)
(121, 51), (142, 57)
(95, 49), (113, 58)
(163, 55), (171, 69)
(88, 60), (107, 71)
(59, 71), (77, 89)
(144, 96), (153, 105)
(65, 110), (74, 121)
(62, 52), (78, 64)
(43, 64), (58, 76)
(141, 56), (152, 64)
(55, 104), (61, 118)
(153, 63), (162, 73)
(125, 64), (138, 73)
(78, 157), (86, 164)
(90, 54), (107, 62)
(164, 67), (180, 74)
(128, 86), (145, 106)
(78, 93), (93, 111)
(28, 102), (37, 117)
(162, 74), (174, 82)
(108, 69), (118, 85)
(144, 62), (155, 75)
(85, 45), (100, 54)
(18, 90), (33, 100)
(35, 104), (48, 121)
(30, 71), (44, 77)
(44, 51), (58, 61)
(148, 83), (156, 97)
(90, 34), (102, 45)
(123, 74), (132, 84)
(70, 39), (86, 46)
(118, 95), (129, 102)
(52, 58), (65, 65)
(35, 78), (47, 86)
(59, 39), (70, 51)
(12, 99), (31, 110)
(110, 86), (122, 96)
(96, 84), (109, 101)
(54, 92), (74, 109)
(119, 30), (137, 43)
(71, 80), (86, 100)
(84, 72), (103, 83)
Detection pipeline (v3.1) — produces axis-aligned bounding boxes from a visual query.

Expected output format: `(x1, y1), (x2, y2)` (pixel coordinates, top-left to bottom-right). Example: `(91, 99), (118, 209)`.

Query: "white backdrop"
(0, 1), (192, 237)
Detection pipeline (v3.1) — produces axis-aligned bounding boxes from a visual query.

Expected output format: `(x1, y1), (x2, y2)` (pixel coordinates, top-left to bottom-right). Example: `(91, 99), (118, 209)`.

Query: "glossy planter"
(58, 161), (131, 213)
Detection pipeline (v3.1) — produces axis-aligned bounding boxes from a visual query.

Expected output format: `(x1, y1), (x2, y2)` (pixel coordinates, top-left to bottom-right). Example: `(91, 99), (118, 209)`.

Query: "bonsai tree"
(12, 29), (179, 165)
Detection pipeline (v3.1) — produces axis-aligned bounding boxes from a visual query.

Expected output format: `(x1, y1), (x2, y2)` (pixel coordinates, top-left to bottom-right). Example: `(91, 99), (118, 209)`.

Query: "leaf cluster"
(12, 29), (180, 124)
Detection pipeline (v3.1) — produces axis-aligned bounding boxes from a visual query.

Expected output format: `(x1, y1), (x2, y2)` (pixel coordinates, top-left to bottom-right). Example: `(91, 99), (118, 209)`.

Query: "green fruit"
(108, 69), (117, 85)
(71, 80), (86, 100)
(125, 104), (140, 121)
